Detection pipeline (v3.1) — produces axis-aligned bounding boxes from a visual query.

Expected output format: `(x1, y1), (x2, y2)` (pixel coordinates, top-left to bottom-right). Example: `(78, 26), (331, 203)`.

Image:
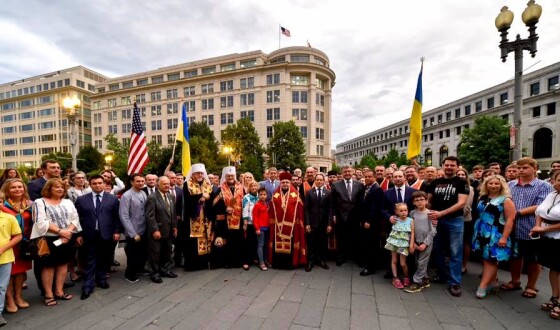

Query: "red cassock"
(268, 186), (307, 268)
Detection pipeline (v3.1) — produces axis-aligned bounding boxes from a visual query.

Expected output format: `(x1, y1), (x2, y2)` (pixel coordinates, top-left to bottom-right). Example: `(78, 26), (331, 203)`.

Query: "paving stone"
(261, 300), (300, 329)
(116, 301), (175, 330)
(402, 300), (442, 330)
(321, 306), (350, 330)
(293, 304), (324, 328)
(281, 275), (312, 303)
(238, 269), (274, 298)
(441, 324), (474, 330)
(373, 281), (406, 317)
(270, 269), (295, 285)
(199, 279), (245, 312)
(244, 283), (287, 317)
(308, 271), (332, 291)
(172, 307), (215, 330)
(202, 294), (253, 328)
(325, 275), (351, 309)
(301, 288), (328, 307)
(430, 303), (470, 326)
(458, 306), (505, 329)
(379, 315), (412, 330)
(351, 272), (374, 296)
(350, 293), (379, 330)
(155, 288), (217, 328)
(290, 325), (319, 330)
(230, 315), (265, 330)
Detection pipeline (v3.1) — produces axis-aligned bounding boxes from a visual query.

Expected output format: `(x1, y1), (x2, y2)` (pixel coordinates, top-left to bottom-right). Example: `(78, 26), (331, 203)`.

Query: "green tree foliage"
(104, 134), (129, 178)
(459, 115), (510, 170)
(358, 153), (378, 169)
(187, 121), (224, 175)
(378, 149), (410, 168)
(41, 152), (72, 171)
(221, 118), (266, 180)
(77, 145), (104, 175)
(266, 121), (307, 171)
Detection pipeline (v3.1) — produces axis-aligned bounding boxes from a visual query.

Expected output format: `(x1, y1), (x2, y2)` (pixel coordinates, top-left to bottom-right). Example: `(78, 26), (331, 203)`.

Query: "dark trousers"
(148, 237), (172, 276)
(124, 234), (148, 279)
(335, 221), (353, 261)
(242, 225), (258, 265)
(360, 226), (382, 270)
(83, 231), (113, 293)
(173, 219), (187, 265)
(307, 227), (327, 264)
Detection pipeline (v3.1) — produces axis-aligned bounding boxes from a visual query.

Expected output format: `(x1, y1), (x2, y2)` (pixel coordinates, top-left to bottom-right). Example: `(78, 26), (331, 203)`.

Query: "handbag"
(36, 237), (50, 257)
(18, 239), (35, 260)
(20, 237), (50, 260)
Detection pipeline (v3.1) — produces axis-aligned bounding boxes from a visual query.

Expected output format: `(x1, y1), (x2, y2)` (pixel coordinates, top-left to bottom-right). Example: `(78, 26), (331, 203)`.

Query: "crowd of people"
(0, 157), (559, 326)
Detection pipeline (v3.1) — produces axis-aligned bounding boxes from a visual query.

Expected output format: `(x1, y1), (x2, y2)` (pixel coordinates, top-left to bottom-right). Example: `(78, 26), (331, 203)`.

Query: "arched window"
(533, 128), (553, 159)
(439, 145), (449, 165)
(425, 148), (432, 166)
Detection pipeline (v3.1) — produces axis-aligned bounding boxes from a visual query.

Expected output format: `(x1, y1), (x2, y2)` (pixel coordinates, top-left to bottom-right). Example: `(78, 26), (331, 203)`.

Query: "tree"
(266, 121), (307, 171)
(221, 118), (266, 180)
(104, 134), (129, 178)
(41, 152), (72, 171)
(188, 121), (224, 175)
(459, 115), (510, 170)
(77, 145), (104, 174)
(359, 153), (378, 169)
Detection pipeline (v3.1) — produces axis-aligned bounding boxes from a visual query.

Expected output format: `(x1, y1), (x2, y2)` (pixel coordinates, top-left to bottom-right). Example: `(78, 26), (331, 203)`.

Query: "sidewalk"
(4, 250), (559, 329)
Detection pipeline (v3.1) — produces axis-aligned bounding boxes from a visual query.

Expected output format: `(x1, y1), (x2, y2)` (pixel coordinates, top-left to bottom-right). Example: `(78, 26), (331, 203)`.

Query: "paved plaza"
(5, 249), (559, 330)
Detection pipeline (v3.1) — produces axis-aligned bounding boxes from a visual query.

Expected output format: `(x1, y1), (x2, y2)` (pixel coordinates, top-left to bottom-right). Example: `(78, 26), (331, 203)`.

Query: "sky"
(1, 0), (560, 147)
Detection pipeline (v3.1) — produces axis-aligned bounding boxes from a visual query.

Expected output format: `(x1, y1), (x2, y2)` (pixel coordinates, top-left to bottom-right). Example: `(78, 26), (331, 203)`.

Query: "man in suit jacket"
(75, 175), (121, 300)
(304, 173), (331, 272)
(27, 160), (61, 201)
(142, 174), (158, 196)
(329, 165), (364, 266)
(259, 167), (280, 202)
(165, 171), (185, 267)
(145, 176), (178, 283)
(359, 169), (385, 276)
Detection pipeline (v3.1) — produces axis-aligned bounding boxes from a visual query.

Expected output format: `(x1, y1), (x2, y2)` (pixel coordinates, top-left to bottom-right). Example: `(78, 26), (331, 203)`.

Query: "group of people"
(0, 157), (559, 326)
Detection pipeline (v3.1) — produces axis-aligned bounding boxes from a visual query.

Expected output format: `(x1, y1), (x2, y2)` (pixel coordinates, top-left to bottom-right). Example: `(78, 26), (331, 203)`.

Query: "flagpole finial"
(420, 57), (425, 70)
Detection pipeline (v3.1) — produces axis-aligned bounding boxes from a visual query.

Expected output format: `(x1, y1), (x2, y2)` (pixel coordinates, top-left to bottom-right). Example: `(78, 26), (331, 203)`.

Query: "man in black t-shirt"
(427, 156), (469, 297)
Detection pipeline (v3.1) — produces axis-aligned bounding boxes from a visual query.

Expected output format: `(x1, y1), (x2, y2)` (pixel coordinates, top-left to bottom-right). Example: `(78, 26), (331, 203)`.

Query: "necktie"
(165, 194), (171, 213)
(397, 188), (403, 203)
(317, 188), (322, 200)
(149, 188), (153, 195)
(346, 180), (352, 199)
(95, 194), (101, 230)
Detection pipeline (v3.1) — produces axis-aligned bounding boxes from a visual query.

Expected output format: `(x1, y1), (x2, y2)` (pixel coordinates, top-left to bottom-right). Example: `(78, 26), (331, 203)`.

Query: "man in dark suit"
(329, 165), (364, 266)
(359, 169), (385, 276)
(381, 170), (418, 278)
(165, 171), (185, 267)
(259, 167), (280, 202)
(142, 174), (158, 195)
(27, 159), (61, 201)
(145, 176), (178, 283)
(75, 175), (121, 300)
(304, 173), (331, 272)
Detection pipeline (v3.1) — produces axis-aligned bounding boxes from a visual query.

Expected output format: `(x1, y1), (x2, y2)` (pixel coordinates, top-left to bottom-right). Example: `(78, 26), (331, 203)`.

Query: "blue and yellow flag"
(407, 63), (423, 160)
(175, 102), (191, 175)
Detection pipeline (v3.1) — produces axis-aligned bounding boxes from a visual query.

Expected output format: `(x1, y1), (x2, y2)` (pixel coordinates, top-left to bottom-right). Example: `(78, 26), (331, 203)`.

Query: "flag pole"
(170, 98), (184, 162)
(278, 23), (281, 49)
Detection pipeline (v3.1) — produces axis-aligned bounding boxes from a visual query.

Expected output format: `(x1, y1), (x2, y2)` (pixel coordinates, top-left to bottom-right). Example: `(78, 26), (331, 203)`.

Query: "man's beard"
(282, 187), (289, 193)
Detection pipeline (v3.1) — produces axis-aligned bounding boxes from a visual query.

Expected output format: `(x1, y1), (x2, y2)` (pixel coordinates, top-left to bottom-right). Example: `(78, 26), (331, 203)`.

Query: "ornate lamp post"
(495, 0), (542, 161)
(62, 96), (81, 172)
(222, 146), (233, 166)
(104, 153), (114, 170)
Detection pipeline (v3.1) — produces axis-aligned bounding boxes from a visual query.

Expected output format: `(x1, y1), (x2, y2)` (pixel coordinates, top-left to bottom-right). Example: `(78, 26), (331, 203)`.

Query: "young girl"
(252, 188), (270, 271)
(385, 203), (415, 289)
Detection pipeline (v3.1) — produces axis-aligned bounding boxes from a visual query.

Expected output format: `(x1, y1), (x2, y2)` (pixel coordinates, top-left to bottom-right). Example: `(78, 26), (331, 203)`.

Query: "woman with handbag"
(30, 178), (81, 306)
(0, 179), (32, 312)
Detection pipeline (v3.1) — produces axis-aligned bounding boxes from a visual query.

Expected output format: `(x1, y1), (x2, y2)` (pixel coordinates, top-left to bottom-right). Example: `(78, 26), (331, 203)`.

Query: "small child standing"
(0, 210), (23, 326)
(404, 191), (437, 293)
(252, 188), (270, 271)
(385, 203), (415, 289)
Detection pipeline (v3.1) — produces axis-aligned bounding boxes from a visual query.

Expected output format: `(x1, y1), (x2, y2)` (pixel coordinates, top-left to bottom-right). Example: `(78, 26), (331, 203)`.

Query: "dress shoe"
(336, 258), (347, 267)
(97, 282), (110, 289)
(151, 276), (163, 284)
(305, 263), (313, 272)
(319, 261), (329, 270)
(112, 259), (121, 266)
(360, 268), (374, 276)
(160, 271), (178, 278)
(80, 292), (91, 300)
(137, 269), (150, 276)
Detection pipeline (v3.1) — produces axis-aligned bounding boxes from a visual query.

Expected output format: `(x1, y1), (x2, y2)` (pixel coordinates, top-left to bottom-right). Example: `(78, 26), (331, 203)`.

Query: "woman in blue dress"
(472, 175), (516, 298)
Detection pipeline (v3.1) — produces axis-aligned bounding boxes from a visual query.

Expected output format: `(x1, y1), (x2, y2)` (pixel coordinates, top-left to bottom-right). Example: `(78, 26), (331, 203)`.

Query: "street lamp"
(63, 96), (81, 172)
(495, 0), (542, 161)
(104, 153), (114, 170)
(222, 146), (233, 166)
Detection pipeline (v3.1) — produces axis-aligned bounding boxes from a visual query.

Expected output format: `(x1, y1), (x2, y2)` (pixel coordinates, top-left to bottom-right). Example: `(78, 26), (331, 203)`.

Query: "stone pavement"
(5, 250), (559, 329)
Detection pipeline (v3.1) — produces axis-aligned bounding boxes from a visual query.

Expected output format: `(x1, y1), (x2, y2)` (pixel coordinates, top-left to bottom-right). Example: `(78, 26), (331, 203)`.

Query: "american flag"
(127, 102), (149, 175)
(281, 26), (291, 37)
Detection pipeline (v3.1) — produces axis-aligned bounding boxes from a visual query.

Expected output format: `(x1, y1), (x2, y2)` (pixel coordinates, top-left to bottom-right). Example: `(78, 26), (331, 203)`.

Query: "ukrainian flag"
(407, 65), (423, 160)
(175, 102), (191, 175)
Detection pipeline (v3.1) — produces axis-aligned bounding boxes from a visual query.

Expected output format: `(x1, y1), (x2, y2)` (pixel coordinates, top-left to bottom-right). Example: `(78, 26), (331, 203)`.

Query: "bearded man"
(268, 172), (307, 269)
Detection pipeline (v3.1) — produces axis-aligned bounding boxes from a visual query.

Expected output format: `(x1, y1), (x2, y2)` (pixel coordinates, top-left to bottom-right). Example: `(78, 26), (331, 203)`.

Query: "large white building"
(92, 47), (336, 172)
(336, 62), (560, 169)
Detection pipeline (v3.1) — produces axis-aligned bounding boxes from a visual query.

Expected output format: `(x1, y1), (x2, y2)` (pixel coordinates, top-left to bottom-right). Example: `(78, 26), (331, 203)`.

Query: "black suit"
(170, 186), (186, 265)
(359, 183), (385, 270)
(304, 187), (331, 264)
(145, 191), (177, 277)
(27, 177), (47, 201)
(329, 179), (364, 262)
(75, 192), (121, 293)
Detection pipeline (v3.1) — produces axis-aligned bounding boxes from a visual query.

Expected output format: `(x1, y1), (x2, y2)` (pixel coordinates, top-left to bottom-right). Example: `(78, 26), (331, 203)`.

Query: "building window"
(292, 108), (307, 121)
(500, 92), (508, 105)
(187, 100), (195, 112)
(122, 123), (132, 133)
(166, 89), (178, 99)
(136, 94), (146, 103)
(107, 111), (117, 121)
(291, 54), (310, 62)
(291, 75), (309, 85)
(150, 91), (161, 101)
(547, 102), (556, 116)
(109, 84), (119, 91)
(202, 98), (214, 110)
(221, 63), (235, 72)
(266, 108), (280, 121)
(152, 76), (163, 84)
(201, 83), (214, 94)
(437, 114), (442, 123)
(122, 109), (132, 119)
(266, 90), (280, 103)
(220, 96), (234, 108)
(202, 66), (216, 75)
(300, 127), (307, 138)
(316, 145), (324, 156)
(151, 120), (162, 131)
(220, 80), (234, 91)
(446, 111), (451, 121)
(316, 128), (324, 140)
(240, 77), (254, 89)
(533, 127), (553, 159)
(108, 99), (117, 107)
(137, 79), (148, 86)
(445, 129), (450, 138)
(424, 148), (432, 166)
(316, 78), (325, 89)
(240, 59), (257, 68)
(183, 86), (195, 96)
(266, 126), (273, 138)
(465, 105), (471, 116)
(475, 101), (482, 113)
(439, 146), (449, 165)
(202, 114), (214, 126)
(167, 103), (178, 114)
(316, 110), (324, 123)
(94, 140), (102, 149)
(184, 70), (197, 78)
(487, 97), (495, 109)
(456, 126), (462, 135)
(266, 73), (280, 85)
(108, 125), (118, 134)
(240, 111), (254, 122)
(122, 81), (133, 89)
(167, 73), (180, 81)
(530, 82), (540, 96)
(533, 106), (541, 117)
(454, 108), (460, 119)
(167, 118), (178, 129)
(151, 105), (162, 116)
(548, 76), (559, 91)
